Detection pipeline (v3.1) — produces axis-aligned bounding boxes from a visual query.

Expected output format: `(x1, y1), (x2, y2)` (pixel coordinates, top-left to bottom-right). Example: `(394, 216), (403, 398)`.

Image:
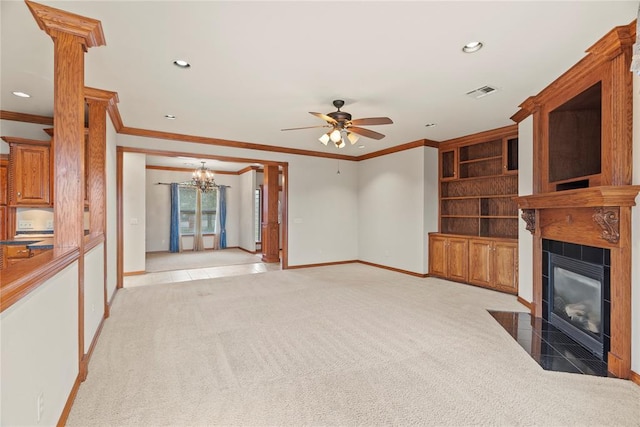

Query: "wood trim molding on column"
(26, 1), (106, 49)
(85, 86), (122, 131)
(84, 87), (119, 106)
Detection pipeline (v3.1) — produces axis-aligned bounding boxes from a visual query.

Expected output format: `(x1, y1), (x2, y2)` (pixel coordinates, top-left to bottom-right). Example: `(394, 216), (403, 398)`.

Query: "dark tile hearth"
(489, 311), (610, 377)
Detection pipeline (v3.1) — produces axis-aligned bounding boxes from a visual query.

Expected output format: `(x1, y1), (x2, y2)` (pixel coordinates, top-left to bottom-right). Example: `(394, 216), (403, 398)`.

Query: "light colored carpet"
(146, 248), (262, 273)
(67, 264), (640, 426)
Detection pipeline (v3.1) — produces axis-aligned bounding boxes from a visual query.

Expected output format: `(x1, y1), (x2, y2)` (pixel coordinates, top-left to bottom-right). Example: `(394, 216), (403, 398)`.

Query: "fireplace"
(542, 239), (611, 362)
(542, 239), (610, 362)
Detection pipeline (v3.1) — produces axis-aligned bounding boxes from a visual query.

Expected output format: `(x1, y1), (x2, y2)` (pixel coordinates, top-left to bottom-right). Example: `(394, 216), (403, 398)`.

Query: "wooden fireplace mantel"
(515, 185), (640, 209)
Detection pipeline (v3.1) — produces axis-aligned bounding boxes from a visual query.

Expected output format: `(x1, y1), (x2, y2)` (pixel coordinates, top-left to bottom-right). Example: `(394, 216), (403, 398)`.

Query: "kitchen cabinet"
(3, 137), (51, 207)
(428, 233), (468, 283)
(4, 244), (32, 267)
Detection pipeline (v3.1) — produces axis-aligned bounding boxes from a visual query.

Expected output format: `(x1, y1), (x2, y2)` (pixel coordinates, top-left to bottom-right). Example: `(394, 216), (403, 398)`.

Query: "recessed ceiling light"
(173, 59), (190, 68)
(425, 123), (437, 128)
(462, 41), (483, 53)
(12, 91), (30, 98)
(165, 114), (176, 119)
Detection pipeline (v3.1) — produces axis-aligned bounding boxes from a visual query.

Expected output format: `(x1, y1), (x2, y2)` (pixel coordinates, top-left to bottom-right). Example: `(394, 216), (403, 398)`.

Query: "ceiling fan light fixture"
(347, 132), (359, 145)
(336, 140), (346, 149)
(319, 133), (330, 145)
(329, 128), (342, 143)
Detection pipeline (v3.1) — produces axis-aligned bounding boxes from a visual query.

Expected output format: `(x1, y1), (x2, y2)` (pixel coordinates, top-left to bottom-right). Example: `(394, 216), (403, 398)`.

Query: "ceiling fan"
(281, 100), (393, 148)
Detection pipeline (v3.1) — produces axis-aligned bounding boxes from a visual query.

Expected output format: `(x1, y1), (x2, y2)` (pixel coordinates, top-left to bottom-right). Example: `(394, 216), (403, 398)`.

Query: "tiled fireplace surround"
(517, 186), (640, 378)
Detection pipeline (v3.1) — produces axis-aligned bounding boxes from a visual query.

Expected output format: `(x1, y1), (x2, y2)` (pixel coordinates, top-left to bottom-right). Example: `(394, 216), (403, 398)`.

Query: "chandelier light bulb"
(319, 133), (330, 145)
(329, 129), (342, 143)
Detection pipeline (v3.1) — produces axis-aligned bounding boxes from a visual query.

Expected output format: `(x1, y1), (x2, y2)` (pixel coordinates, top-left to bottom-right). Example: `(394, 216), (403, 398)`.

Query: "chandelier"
(191, 161), (217, 192)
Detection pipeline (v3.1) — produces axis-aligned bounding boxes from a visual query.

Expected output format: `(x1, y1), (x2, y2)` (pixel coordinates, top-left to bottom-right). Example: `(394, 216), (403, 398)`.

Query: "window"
(179, 186), (217, 234)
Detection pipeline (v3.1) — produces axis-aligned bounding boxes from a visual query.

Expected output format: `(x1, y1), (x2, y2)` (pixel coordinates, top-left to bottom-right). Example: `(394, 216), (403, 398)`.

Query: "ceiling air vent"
(466, 85), (498, 99)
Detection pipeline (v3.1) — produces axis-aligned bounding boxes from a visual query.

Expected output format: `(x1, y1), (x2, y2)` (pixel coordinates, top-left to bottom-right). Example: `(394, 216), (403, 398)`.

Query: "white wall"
(631, 73), (640, 374)
(0, 119), (51, 144)
(288, 156), (358, 265)
(239, 169), (256, 252)
(358, 146), (437, 274)
(122, 152), (146, 273)
(423, 147), (439, 272)
(518, 116), (534, 304)
(0, 262), (79, 426)
(106, 119), (118, 299)
(84, 243), (105, 353)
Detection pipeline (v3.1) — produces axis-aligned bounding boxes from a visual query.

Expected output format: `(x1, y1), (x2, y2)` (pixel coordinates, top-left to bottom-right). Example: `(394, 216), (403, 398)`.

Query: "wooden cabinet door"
(493, 241), (518, 293)
(440, 149), (457, 180)
(468, 239), (491, 287)
(428, 234), (447, 277)
(446, 237), (468, 282)
(0, 163), (7, 205)
(11, 144), (50, 206)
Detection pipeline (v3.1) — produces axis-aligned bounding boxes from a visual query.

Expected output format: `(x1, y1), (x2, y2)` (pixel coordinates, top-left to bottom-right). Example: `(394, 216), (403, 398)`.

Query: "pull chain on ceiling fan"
(281, 99), (393, 148)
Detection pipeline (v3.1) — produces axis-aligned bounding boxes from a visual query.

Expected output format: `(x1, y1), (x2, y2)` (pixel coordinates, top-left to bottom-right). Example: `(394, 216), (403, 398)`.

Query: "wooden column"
(85, 88), (118, 320)
(26, 0), (106, 383)
(261, 164), (280, 263)
(85, 88), (115, 234)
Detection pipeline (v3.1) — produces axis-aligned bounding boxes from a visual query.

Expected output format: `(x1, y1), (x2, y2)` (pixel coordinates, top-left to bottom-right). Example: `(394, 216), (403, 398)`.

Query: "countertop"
(0, 235), (54, 250)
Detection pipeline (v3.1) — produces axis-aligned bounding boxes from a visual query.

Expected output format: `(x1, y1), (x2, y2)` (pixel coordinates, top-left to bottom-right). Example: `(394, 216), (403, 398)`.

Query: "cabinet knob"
(17, 192), (21, 197)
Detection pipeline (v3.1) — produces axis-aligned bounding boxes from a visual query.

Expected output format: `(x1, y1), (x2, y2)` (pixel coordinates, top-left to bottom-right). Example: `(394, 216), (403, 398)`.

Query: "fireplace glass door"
(549, 254), (604, 358)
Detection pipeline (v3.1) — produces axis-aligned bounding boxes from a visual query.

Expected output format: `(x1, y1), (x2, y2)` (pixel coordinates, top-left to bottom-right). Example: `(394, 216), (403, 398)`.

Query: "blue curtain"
(169, 183), (180, 253)
(219, 186), (227, 249)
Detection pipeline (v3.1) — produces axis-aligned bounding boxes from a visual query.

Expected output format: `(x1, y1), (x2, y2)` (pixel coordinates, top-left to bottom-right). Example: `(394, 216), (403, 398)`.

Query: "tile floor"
(490, 310), (610, 377)
(124, 262), (281, 288)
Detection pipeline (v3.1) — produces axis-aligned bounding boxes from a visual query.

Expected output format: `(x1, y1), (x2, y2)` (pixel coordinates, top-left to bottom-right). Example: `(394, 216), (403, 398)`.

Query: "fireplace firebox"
(542, 239), (610, 362)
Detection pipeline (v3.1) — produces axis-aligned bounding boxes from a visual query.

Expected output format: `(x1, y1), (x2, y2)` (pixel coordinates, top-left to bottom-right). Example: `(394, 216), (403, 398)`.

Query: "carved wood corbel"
(592, 208), (620, 243)
(521, 209), (536, 234)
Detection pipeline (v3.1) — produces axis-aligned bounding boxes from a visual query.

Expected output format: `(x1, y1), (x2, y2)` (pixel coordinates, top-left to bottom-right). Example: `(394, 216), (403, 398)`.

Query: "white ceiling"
(1, 1), (638, 166)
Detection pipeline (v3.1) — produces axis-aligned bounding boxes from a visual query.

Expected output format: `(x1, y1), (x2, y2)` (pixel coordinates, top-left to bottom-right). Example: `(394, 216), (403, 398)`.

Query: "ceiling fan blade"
(281, 125), (331, 131)
(349, 126), (386, 140)
(350, 117), (393, 126)
(309, 112), (338, 124)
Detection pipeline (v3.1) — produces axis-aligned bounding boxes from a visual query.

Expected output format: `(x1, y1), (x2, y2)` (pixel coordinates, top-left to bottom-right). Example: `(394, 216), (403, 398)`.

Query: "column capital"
(85, 87), (119, 106)
(26, 1), (106, 49)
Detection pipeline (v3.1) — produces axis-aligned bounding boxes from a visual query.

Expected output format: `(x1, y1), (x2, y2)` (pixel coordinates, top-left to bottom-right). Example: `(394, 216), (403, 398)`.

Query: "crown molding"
(0, 110), (53, 126)
(25, 0), (106, 49)
(356, 138), (439, 161)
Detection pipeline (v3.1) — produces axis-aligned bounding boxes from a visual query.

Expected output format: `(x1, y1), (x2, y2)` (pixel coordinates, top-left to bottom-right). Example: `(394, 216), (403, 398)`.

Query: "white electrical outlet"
(37, 392), (44, 423)
(19, 220), (34, 229)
